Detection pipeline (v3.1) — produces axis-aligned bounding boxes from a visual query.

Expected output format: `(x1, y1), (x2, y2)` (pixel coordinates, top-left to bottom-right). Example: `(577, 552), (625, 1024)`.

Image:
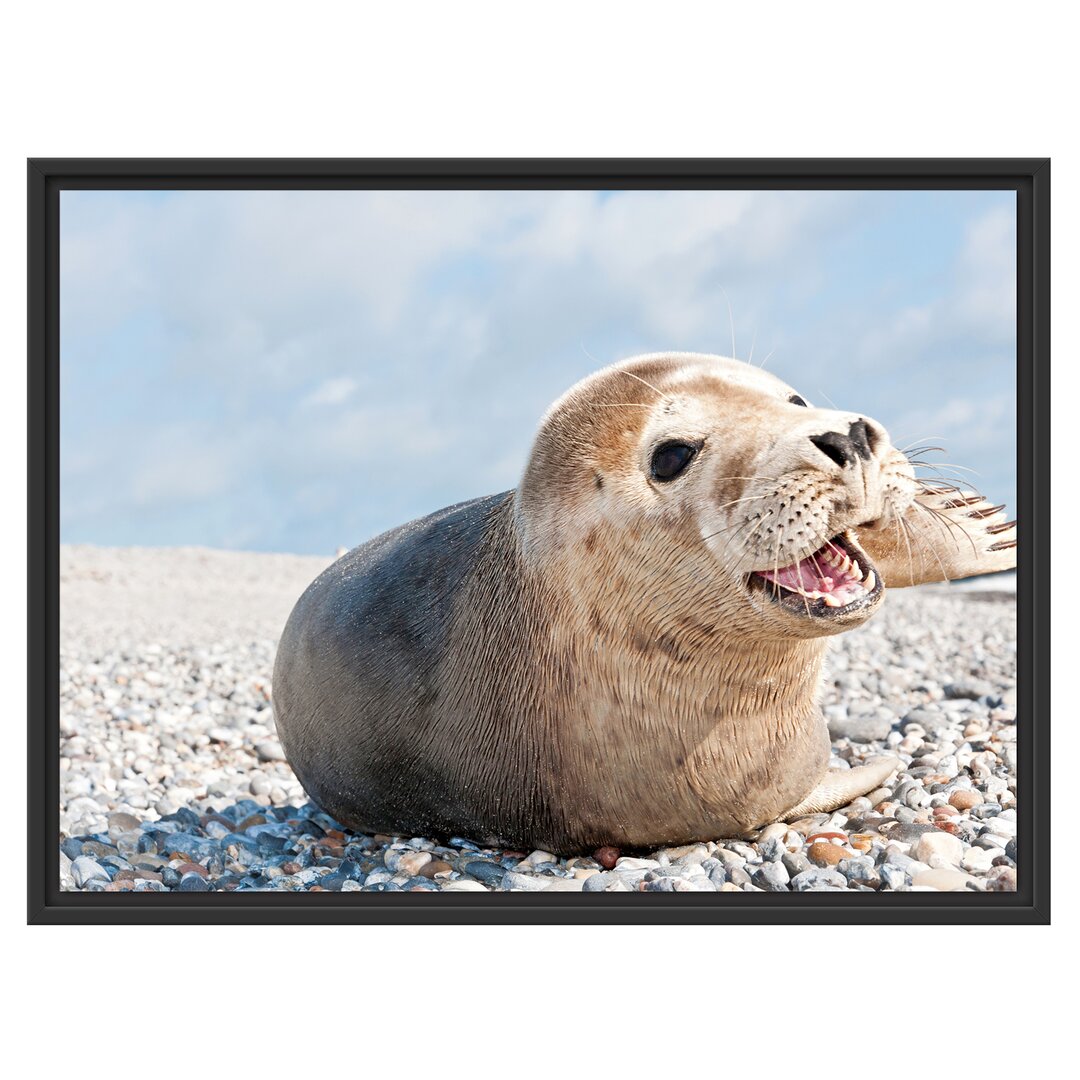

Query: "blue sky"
(60, 188), (1016, 555)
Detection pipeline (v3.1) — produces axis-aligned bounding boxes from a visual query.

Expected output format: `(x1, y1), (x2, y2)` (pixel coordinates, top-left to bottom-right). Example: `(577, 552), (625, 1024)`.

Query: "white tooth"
(822, 594), (845, 607)
(864, 570), (876, 592)
(849, 559), (860, 579)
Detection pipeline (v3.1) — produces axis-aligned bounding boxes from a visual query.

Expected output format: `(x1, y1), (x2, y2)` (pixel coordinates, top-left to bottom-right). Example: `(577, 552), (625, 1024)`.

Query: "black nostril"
(847, 419), (874, 460)
(810, 430), (856, 468)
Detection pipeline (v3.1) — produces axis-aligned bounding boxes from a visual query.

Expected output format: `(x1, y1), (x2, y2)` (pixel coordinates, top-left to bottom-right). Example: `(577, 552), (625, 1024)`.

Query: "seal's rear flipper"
(855, 485), (1016, 588)
(782, 756), (901, 819)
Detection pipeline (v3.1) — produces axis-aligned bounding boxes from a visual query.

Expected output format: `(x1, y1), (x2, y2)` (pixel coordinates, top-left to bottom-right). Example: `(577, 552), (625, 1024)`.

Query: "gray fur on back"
(272, 491), (514, 839)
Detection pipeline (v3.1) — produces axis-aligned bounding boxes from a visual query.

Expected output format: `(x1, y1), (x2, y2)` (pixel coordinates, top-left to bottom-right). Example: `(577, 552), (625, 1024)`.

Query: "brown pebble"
(985, 865), (1017, 891)
(418, 859), (452, 879)
(949, 790), (982, 811)
(807, 841), (849, 867)
(237, 814), (267, 830)
(174, 861), (208, 877)
(848, 834), (874, 853)
(805, 832), (847, 845)
(134, 870), (163, 882)
(113, 869), (136, 882)
(933, 804), (959, 817)
(281, 861), (302, 875)
(200, 813), (235, 831)
(594, 846), (621, 870)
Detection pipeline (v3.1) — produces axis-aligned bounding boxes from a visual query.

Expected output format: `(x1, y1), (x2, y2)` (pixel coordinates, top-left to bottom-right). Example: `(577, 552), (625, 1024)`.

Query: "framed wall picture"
(28, 158), (1049, 923)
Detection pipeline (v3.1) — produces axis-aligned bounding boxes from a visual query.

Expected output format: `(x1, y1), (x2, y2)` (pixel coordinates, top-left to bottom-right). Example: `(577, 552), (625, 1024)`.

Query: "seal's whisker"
(894, 512), (917, 588)
(714, 493), (772, 511)
(717, 512), (769, 562)
(907, 457), (979, 475)
(713, 475), (780, 484)
(914, 515), (953, 582)
(701, 512), (764, 547)
(898, 434), (948, 453)
(816, 389), (842, 412)
(615, 368), (674, 402)
(758, 348), (776, 370)
(719, 285), (737, 360)
(915, 475), (981, 496)
(913, 499), (975, 552)
(911, 499), (981, 558)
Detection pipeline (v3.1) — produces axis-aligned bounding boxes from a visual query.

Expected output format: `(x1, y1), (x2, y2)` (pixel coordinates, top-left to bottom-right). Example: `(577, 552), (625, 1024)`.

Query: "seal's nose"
(810, 419), (879, 468)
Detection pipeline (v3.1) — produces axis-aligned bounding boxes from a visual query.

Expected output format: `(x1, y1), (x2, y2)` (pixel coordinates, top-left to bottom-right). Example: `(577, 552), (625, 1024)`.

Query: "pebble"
(593, 846), (620, 870)
(984, 865), (1018, 892)
(58, 549), (1017, 897)
(791, 868), (847, 891)
(255, 741), (287, 763)
(827, 711), (894, 742)
(807, 841), (849, 867)
(912, 831), (964, 867)
(751, 863), (790, 892)
(911, 869), (978, 891)
(462, 860), (506, 887)
(71, 856), (110, 887)
(949, 789), (982, 811)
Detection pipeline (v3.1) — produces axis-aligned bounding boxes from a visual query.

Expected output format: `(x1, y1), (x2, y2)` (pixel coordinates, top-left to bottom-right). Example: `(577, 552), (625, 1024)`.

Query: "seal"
(272, 352), (1016, 853)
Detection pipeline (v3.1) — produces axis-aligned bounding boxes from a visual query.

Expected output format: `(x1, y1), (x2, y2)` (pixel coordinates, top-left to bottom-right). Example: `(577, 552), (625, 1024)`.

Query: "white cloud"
(301, 377), (357, 407)
(60, 190), (1018, 551)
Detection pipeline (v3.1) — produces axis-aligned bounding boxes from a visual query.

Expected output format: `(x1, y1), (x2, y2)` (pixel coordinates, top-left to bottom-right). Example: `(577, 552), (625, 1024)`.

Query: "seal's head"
(517, 352), (917, 641)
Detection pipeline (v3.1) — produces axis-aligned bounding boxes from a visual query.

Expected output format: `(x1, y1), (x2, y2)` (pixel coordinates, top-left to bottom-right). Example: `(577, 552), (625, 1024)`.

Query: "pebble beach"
(59, 544), (1018, 896)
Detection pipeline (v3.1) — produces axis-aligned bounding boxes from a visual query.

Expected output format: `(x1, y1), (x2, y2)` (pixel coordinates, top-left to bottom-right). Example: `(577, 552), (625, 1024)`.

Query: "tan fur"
(274, 352), (1016, 852)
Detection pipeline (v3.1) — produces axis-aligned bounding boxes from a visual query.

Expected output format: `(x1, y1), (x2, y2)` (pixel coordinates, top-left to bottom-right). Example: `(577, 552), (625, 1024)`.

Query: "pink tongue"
(759, 542), (865, 604)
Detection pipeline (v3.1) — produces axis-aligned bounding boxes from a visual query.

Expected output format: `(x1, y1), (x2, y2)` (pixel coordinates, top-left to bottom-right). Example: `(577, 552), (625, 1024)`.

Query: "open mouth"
(748, 532), (882, 617)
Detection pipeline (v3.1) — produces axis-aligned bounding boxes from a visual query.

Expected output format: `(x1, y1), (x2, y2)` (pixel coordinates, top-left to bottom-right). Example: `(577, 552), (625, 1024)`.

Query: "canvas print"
(58, 188), (1018, 896)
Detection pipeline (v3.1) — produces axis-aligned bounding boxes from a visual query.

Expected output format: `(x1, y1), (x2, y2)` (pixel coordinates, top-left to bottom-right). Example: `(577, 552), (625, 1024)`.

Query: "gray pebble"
(71, 856), (110, 888)
(751, 862), (791, 892)
(790, 868), (848, 891)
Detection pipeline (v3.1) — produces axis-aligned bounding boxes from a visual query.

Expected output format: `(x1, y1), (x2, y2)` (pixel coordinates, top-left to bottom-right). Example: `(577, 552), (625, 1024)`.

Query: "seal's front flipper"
(782, 756), (901, 819)
(856, 485), (1016, 588)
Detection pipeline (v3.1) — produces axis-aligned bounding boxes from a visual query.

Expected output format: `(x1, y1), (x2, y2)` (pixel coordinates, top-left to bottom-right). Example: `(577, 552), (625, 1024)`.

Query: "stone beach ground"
(59, 545), (1018, 895)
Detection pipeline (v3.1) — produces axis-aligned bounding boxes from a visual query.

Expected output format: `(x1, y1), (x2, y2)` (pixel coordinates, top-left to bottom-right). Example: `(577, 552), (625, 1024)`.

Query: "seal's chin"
(747, 531), (883, 619)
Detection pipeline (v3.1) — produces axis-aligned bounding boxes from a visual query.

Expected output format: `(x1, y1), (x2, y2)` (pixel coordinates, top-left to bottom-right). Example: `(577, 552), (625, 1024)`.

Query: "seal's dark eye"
(651, 441), (698, 481)
(788, 394), (808, 407)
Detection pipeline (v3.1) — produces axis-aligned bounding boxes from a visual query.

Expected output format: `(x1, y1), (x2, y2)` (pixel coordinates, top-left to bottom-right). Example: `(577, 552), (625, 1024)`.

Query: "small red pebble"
(805, 832), (847, 845)
(594, 846), (620, 870)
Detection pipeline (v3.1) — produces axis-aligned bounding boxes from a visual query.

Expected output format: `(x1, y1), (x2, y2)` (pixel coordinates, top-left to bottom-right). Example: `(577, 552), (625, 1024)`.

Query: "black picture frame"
(28, 157), (1050, 924)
